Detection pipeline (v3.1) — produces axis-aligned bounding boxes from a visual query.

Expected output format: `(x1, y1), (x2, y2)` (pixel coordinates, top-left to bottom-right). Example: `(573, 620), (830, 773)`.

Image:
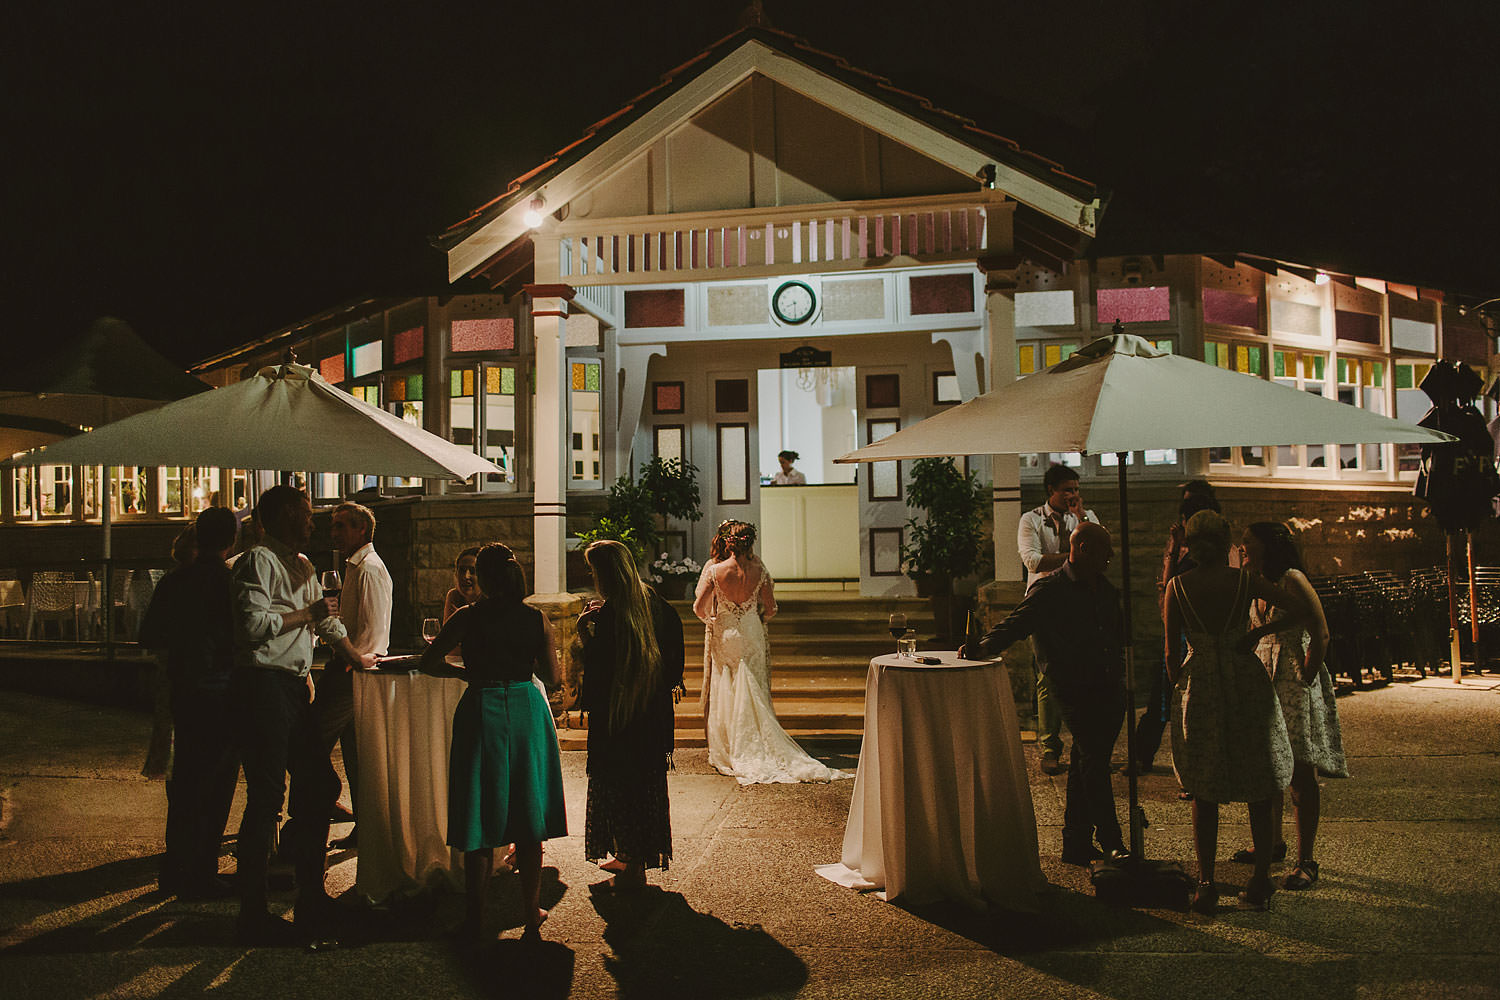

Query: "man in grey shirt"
(230, 485), (373, 944)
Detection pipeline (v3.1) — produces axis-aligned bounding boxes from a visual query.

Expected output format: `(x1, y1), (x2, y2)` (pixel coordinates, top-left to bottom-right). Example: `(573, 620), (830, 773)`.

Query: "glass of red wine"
(887, 612), (907, 655)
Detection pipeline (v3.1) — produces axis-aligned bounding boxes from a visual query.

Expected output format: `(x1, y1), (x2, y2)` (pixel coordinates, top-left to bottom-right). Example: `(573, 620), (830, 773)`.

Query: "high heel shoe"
(1189, 880), (1217, 915)
(1238, 875), (1274, 911)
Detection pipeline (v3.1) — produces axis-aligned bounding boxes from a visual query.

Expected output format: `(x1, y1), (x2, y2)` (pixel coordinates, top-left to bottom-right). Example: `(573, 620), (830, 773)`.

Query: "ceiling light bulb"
(523, 196), (546, 228)
(1314, 272), (1330, 285)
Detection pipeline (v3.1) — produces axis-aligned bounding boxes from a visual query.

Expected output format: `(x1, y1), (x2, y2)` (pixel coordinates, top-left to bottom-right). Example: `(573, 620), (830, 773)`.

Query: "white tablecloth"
(352, 669), (468, 901)
(816, 651), (1046, 910)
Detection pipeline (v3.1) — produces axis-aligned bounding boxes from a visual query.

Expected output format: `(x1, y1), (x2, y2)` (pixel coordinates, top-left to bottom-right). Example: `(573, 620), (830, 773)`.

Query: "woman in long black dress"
(579, 540), (685, 889)
(420, 543), (565, 941)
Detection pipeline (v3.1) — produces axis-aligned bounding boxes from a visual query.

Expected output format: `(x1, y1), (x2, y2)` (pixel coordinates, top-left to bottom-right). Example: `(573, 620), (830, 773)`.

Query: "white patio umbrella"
(4, 362), (500, 481)
(4, 363), (500, 654)
(836, 331), (1455, 879)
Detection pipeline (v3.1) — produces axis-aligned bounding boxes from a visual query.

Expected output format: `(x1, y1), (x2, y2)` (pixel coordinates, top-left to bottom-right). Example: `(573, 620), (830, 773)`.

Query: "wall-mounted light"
(1457, 297), (1500, 317)
(523, 195), (547, 229)
(1314, 272), (1330, 285)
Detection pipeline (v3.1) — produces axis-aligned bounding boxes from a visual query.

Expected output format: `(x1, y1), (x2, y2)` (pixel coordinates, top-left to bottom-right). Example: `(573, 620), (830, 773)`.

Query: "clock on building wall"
(772, 280), (817, 325)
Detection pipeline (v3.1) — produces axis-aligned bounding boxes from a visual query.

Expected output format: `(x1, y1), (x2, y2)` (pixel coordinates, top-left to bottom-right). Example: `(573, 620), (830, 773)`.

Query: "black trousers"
(232, 669), (335, 911)
(1056, 690), (1126, 853)
(163, 685), (239, 889)
(1132, 660), (1171, 768)
(312, 665), (357, 814)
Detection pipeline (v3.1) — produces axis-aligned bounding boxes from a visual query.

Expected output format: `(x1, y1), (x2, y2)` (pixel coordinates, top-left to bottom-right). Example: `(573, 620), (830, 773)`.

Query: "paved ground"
(0, 676), (1496, 999)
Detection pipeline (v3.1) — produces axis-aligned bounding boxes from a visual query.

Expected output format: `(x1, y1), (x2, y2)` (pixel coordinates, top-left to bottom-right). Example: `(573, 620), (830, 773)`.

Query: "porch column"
(527, 284), (576, 595)
(981, 258), (1023, 586)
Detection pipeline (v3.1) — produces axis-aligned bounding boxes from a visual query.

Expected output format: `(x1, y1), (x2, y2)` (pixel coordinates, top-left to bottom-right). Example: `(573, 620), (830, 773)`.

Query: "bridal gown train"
(704, 570), (849, 785)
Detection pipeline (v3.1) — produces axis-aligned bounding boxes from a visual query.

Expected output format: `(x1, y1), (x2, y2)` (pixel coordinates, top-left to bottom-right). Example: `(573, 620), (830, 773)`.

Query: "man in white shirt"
(1017, 463), (1100, 768)
(230, 486), (374, 945)
(316, 501), (392, 850)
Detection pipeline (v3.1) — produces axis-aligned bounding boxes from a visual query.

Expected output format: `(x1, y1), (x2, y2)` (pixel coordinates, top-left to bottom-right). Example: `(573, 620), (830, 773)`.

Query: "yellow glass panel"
(1018, 345), (1035, 375)
(1234, 346), (1250, 374)
(1043, 344), (1062, 367)
(463, 369), (475, 396)
(571, 363), (586, 391)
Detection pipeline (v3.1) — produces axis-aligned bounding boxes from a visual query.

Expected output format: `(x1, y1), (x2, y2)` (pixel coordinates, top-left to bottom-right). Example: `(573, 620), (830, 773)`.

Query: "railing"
(555, 193), (993, 286)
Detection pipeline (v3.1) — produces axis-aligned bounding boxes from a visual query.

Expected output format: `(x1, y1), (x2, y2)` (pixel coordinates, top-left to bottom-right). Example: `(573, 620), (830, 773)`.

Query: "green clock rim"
(773, 280), (816, 324)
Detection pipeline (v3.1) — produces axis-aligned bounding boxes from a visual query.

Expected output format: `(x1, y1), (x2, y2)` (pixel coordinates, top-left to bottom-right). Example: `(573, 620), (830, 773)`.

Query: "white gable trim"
(448, 38), (1094, 282)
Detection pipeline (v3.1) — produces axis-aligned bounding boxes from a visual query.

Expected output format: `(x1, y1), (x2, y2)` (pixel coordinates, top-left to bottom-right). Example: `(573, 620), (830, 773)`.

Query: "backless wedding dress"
(703, 566), (849, 784)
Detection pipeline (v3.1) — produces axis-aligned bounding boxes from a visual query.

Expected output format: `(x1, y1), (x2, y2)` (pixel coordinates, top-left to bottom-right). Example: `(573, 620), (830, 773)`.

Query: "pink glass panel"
(1097, 286), (1170, 324)
(1202, 287), (1259, 328)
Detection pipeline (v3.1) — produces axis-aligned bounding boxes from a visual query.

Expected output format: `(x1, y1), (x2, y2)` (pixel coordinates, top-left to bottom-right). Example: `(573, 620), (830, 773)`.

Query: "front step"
(569, 592), (937, 748)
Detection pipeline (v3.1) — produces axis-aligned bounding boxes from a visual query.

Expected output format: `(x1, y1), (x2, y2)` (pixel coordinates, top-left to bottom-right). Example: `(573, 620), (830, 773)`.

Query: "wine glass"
(320, 570), (341, 598)
(887, 612), (907, 654)
(422, 618), (441, 644)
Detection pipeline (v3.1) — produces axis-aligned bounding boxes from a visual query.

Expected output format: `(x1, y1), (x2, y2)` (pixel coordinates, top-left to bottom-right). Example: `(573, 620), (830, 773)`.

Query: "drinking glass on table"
(422, 618), (441, 644)
(887, 612), (907, 655)
(897, 630), (918, 658)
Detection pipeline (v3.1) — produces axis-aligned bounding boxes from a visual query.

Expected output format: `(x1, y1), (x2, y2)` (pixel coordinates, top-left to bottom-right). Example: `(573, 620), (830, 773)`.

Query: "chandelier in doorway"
(782, 344), (834, 398)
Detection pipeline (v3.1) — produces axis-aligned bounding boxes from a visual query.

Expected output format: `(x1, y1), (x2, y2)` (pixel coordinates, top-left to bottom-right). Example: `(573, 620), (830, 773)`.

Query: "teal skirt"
(447, 680), (567, 852)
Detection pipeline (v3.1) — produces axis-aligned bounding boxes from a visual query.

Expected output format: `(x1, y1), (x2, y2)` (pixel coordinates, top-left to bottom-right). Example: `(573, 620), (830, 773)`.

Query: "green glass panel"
(1395, 364), (1413, 389)
(1372, 362), (1384, 387)
(1337, 359), (1349, 383)
(1248, 347), (1262, 375)
(450, 370), (462, 397)
(500, 367), (515, 395)
(408, 375), (423, 401)
(1312, 356), (1325, 380)
(1273, 351), (1286, 378)
(1204, 344), (1217, 365)
(1060, 344), (1077, 361)
(584, 362), (600, 392)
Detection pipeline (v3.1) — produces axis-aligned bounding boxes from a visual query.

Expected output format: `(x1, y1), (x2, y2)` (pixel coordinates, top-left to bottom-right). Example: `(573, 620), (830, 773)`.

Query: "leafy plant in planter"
(578, 457), (703, 571)
(900, 457), (991, 637)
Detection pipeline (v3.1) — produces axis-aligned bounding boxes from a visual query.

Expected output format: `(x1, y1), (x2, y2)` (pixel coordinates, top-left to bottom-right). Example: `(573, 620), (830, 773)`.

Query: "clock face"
(773, 281), (816, 325)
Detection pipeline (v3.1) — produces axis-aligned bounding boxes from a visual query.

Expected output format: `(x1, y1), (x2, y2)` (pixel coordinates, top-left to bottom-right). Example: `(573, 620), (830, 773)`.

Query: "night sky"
(5, 1), (1497, 367)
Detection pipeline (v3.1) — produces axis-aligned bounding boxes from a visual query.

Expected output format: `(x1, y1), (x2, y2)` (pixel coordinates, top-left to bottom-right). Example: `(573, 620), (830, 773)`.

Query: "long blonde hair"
(585, 540), (663, 732)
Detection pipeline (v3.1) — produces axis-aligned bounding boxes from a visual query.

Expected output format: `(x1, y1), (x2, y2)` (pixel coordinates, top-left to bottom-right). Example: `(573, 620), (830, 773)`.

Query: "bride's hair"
(584, 540), (663, 732)
(1184, 509), (1231, 563)
(724, 521), (757, 557)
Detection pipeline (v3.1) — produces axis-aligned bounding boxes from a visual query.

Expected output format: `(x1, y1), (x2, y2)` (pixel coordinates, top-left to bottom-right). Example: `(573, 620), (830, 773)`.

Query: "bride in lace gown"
(693, 521), (849, 785)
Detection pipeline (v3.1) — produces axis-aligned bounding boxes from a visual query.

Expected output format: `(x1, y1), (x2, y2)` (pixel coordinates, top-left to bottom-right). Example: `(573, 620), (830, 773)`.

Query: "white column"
(529, 286), (574, 595)
(984, 268), (1023, 584)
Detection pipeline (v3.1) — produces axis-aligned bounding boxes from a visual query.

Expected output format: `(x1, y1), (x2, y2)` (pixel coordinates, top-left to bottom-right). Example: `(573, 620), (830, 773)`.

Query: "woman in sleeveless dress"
(1239, 522), (1348, 892)
(692, 521), (848, 784)
(1165, 511), (1307, 914)
(420, 544), (565, 943)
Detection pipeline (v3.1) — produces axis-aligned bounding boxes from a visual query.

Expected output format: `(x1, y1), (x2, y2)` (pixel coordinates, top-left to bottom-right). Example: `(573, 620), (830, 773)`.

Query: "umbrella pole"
(1115, 454), (1144, 859)
(1447, 533), (1462, 682)
(102, 465), (114, 662)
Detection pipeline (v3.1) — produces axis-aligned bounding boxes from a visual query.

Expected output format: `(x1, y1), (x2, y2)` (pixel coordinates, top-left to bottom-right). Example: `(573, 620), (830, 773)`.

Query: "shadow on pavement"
(590, 885), (807, 999)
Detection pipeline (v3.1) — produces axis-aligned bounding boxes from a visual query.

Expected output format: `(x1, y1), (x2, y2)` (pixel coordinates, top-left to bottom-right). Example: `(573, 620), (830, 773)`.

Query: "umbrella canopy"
(4, 363), (501, 482)
(0, 414), (80, 456)
(0, 316), (211, 428)
(837, 333), (1453, 463)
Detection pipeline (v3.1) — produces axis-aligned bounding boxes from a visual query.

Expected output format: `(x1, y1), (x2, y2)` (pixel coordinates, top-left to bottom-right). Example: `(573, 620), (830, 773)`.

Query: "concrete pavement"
(0, 677), (1496, 999)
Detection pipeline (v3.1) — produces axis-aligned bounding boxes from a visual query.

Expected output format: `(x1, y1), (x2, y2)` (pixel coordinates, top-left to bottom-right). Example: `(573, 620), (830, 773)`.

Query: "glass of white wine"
(422, 618), (441, 644)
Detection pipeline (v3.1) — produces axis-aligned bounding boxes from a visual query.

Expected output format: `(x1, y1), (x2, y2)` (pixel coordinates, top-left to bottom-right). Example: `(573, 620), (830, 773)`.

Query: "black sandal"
(1281, 859), (1319, 890)
(1238, 875), (1274, 911)
(1230, 842), (1286, 864)
(1189, 880), (1217, 915)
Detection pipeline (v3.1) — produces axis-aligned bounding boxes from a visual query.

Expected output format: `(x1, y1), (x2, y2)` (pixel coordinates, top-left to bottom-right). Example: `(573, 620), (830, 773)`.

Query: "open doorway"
(756, 367), (861, 587)
(756, 368), (857, 484)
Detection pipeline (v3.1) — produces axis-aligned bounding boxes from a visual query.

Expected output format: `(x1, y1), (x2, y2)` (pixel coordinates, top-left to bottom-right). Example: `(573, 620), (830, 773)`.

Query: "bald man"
(961, 522), (1128, 866)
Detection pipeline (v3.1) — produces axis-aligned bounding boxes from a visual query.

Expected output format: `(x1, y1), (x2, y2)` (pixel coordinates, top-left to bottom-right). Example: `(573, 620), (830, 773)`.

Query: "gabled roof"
(437, 25), (1104, 282)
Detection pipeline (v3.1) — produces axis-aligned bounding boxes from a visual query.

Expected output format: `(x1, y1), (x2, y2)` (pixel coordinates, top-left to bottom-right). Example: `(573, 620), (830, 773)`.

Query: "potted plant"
(900, 457), (991, 641)
(577, 457), (703, 575)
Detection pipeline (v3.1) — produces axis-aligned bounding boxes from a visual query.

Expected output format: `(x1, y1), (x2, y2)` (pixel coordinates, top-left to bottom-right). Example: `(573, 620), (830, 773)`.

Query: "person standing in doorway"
(1017, 463), (1100, 771)
(771, 450), (806, 485)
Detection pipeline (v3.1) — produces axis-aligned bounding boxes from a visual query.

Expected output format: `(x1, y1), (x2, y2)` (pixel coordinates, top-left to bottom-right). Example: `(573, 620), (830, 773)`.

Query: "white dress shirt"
(340, 541), (392, 658)
(232, 535), (348, 676)
(1017, 502), (1099, 592)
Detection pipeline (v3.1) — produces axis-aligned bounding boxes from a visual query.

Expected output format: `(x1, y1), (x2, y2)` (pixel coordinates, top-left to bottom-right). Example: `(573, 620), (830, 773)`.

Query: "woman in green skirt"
(420, 543), (565, 942)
